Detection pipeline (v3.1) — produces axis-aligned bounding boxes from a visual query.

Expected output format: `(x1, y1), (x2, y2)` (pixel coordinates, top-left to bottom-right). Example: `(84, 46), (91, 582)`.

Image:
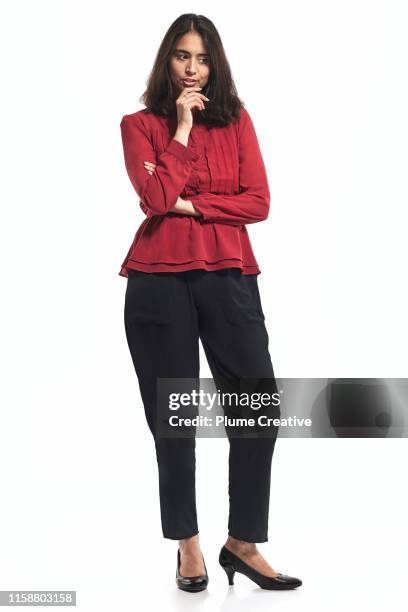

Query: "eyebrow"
(174, 48), (209, 57)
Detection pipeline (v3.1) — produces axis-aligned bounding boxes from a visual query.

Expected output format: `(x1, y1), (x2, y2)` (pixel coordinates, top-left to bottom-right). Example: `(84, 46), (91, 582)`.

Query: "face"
(169, 31), (210, 95)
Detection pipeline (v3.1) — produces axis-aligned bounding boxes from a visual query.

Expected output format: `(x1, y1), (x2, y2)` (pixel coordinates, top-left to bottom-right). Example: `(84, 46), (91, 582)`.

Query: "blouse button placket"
(188, 131), (201, 190)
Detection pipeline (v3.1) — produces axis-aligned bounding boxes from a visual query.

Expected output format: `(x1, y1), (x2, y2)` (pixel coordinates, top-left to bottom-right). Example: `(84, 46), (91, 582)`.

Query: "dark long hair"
(140, 14), (244, 127)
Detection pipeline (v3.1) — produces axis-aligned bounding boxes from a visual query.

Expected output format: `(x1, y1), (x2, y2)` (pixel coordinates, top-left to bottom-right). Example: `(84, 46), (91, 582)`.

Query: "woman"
(119, 13), (302, 592)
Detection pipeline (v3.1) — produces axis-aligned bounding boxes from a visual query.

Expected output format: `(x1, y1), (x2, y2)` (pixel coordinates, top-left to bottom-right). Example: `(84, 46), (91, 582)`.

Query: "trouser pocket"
(124, 269), (172, 325)
(220, 270), (265, 326)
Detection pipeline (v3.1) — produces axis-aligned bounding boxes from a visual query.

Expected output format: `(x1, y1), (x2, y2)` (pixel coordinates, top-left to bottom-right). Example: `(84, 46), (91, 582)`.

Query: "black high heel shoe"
(176, 548), (209, 592)
(219, 545), (302, 590)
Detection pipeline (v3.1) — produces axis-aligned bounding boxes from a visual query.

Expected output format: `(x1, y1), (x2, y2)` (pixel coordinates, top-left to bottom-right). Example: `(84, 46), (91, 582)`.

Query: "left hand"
(144, 161), (201, 217)
(144, 161), (156, 175)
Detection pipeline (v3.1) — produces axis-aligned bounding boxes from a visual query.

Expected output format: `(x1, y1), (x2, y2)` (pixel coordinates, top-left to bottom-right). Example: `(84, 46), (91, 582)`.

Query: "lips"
(182, 79), (198, 85)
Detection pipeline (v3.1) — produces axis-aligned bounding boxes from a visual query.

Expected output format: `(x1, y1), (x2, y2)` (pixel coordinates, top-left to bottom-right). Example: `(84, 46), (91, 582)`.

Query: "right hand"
(175, 86), (210, 129)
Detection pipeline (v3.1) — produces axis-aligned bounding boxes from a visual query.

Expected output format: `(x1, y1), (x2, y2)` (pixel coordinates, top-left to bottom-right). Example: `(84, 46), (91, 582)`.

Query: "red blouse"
(118, 106), (270, 277)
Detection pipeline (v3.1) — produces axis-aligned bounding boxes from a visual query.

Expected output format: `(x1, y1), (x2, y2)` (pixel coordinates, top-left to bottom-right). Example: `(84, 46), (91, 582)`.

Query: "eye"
(175, 53), (209, 64)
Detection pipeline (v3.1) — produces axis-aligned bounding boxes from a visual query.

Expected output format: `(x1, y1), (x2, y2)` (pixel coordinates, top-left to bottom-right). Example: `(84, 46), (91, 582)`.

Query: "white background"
(1, 1), (407, 610)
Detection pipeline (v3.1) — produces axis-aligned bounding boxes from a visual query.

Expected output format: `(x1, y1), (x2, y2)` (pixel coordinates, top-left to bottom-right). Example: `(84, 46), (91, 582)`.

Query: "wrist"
(174, 125), (191, 147)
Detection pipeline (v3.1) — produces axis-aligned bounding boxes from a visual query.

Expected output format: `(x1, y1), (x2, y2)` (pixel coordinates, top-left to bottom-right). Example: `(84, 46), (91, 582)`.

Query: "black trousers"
(124, 267), (278, 542)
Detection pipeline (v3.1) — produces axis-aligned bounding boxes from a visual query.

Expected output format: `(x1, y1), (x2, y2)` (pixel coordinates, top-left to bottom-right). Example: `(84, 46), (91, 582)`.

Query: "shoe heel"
(221, 563), (235, 585)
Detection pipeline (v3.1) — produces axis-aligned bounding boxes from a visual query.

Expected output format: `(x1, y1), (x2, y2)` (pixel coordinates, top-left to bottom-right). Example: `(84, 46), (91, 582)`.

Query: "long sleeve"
(120, 113), (199, 216)
(189, 108), (270, 225)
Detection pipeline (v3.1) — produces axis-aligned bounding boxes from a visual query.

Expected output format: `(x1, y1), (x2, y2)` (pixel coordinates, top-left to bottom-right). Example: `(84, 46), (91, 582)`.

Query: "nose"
(186, 61), (197, 76)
